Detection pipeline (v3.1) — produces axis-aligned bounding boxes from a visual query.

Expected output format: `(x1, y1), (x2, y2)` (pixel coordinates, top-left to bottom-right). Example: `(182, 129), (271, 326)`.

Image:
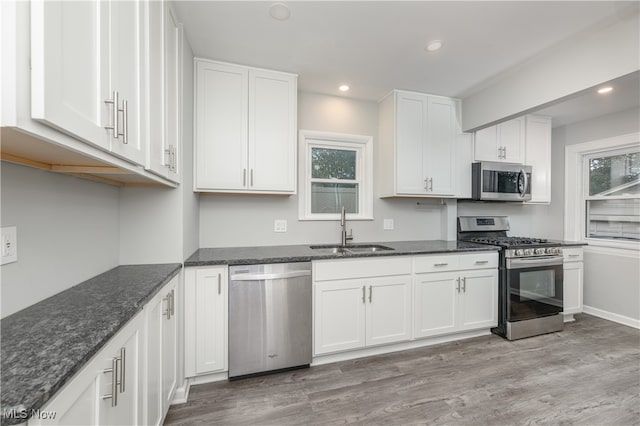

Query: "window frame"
(565, 132), (640, 251)
(298, 130), (373, 221)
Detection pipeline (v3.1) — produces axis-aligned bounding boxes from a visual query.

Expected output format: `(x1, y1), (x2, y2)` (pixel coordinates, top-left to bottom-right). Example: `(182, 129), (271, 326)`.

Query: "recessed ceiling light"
(269, 3), (291, 21)
(339, 85), (350, 92)
(597, 86), (613, 94)
(426, 40), (443, 52)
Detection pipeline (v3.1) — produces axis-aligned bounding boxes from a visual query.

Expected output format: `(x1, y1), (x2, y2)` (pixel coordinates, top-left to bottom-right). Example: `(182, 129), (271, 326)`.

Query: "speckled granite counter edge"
(0, 264), (182, 426)
(184, 242), (500, 266)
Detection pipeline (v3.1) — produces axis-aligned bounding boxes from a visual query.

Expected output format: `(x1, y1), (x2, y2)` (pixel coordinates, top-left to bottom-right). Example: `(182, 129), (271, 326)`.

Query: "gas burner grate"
(467, 236), (549, 246)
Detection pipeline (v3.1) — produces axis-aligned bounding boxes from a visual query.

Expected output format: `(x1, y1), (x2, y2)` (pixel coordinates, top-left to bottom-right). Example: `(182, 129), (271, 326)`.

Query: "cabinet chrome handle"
(434, 263), (448, 267)
(119, 347), (126, 393)
(503, 146), (507, 159)
(102, 357), (119, 406)
(429, 177), (433, 191)
(368, 285), (372, 303)
(424, 178), (429, 192)
(218, 273), (221, 295)
(568, 254), (580, 257)
(456, 277), (460, 293)
(104, 91), (119, 137)
(164, 146), (176, 171)
(163, 294), (171, 320)
(120, 99), (128, 144)
(475, 260), (489, 264)
(170, 289), (175, 316)
(362, 286), (366, 304)
(462, 277), (466, 293)
(243, 168), (247, 186)
(250, 169), (254, 186)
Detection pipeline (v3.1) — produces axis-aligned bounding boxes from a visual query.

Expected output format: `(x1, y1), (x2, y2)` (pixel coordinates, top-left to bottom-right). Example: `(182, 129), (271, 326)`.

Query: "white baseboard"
(171, 379), (190, 405)
(311, 329), (491, 366)
(583, 305), (640, 329)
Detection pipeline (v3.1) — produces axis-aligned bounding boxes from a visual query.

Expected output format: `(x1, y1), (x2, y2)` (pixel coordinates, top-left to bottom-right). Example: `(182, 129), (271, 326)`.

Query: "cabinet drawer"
(414, 254), (460, 273)
(563, 247), (583, 262)
(314, 256), (412, 281)
(458, 252), (498, 270)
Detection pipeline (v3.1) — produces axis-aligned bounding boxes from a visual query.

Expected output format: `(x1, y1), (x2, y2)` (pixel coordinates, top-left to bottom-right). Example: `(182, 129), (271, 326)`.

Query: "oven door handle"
(507, 256), (564, 269)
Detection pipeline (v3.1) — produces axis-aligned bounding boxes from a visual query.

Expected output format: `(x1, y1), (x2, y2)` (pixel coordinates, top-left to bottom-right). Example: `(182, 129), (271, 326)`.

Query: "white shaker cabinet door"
(413, 272), (458, 338)
(563, 262), (584, 315)
(395, 92), (427, 194)
(458, 269), (498, 331)
(195, 61), (248, 191)
(499, 117), (525, 163)
(365, 276), (412, 346)
(162, 281), (178, 410)
(474, 125), (499, 162)
(426, 96), (456, 195)
(314, 280), (367, 355)
(248, 69), (297, 192)
(108, 0), (145, 165)
(31, 0), (110, 151)
(525, 115), (552, 203)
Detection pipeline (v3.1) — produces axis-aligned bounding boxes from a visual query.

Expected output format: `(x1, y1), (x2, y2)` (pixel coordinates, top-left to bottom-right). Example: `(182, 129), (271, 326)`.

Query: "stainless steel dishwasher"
(228, 262), (312, 379)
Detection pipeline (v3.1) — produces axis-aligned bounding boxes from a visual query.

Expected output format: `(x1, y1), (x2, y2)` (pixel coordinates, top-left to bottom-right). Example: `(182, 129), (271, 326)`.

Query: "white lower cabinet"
(30, 275), (181, 426)
(413, 268), (498, 338)
(563, 247), (584, 316)
(184, 266), (228, 377)
(314, 275), (412, 355)
(413, 252), (498, 339)
(144, 276), (178, 426)
(31, 312), (145, 426)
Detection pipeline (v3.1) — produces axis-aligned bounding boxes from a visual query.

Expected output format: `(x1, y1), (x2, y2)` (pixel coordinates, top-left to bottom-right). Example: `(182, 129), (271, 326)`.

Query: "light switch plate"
(1, 226), (17, 265)
(383, 219), (394, 230)
(274, 219), (287, 233)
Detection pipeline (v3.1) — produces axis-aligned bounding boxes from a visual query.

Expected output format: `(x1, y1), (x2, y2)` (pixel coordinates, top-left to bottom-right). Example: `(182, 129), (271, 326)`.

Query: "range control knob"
(535, 248), (546, 255)
(553, 248), (562, 255)
(515, 249), (524, 256)
(524, 249), (534, 256)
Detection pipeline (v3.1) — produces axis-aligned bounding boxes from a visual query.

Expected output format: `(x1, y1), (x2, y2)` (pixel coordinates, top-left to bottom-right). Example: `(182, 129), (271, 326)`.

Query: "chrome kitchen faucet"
(340, 206), (354, 246)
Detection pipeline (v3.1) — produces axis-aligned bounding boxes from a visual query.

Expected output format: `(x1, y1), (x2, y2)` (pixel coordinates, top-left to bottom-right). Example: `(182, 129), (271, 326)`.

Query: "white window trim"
(564, 132), (640, 252)
(298, 129), (373, 221)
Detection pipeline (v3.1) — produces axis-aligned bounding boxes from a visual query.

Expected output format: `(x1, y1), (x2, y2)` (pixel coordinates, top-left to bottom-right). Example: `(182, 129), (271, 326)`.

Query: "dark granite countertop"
(184, 240), (499, 266)
(0, 263), (182, 426)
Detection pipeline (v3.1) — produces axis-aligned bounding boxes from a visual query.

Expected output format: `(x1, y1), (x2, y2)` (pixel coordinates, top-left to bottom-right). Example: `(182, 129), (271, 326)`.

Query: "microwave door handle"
(519, 169), (528, 198)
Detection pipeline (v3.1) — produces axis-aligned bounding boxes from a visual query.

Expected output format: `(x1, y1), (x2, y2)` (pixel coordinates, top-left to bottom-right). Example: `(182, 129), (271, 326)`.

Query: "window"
(299, 130), (373, 220)
(585, 149), (640, 242)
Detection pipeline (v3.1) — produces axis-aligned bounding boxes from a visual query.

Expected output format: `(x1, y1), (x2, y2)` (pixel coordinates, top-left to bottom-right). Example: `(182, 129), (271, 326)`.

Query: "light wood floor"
(165, 314), (640, 425)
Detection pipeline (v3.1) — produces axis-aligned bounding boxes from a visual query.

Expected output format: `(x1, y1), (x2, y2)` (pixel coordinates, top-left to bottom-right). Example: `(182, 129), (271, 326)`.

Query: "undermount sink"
(310, 244), (394, 255)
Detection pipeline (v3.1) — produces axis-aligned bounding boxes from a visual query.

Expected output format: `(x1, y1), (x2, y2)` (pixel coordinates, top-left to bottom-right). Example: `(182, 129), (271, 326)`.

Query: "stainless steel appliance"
(228, 262), (312, 379)
(472, 161), (532, 202)
(458, 216), (564, 340)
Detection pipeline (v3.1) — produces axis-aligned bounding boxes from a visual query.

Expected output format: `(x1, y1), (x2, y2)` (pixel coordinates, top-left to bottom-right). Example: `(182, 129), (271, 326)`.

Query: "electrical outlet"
(1, 226), (17, 265)
(274, 219), (287, 233)
(383, 219), (394, 230)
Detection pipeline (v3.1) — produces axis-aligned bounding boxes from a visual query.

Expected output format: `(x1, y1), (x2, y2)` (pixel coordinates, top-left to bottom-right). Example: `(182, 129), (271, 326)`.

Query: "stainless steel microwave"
(472, 162), (532, 202)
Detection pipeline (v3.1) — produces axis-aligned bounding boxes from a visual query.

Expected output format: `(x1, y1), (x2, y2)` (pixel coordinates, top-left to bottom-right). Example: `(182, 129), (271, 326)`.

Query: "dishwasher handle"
(230, 270), (312, 281)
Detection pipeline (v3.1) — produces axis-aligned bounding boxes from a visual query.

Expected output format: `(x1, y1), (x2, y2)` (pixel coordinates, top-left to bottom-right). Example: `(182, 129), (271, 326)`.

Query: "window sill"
(584, 238), (640, 252)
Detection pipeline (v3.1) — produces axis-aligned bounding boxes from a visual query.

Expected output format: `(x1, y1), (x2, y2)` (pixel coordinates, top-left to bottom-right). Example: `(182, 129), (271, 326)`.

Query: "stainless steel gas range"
(458, 216), (564, 340)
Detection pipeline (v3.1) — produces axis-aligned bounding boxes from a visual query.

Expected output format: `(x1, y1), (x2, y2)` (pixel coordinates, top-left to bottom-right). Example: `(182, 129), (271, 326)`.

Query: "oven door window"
(508, 264), (563, 321)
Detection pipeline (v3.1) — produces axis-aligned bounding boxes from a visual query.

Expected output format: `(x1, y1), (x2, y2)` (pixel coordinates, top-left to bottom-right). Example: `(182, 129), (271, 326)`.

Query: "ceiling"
(173, 1), (640, 127)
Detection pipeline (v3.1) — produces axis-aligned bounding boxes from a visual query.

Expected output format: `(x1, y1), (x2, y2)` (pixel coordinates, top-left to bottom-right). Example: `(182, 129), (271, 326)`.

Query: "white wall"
(199, 91), (445, 247)
(461, 10), (640, 131)
(119, 33), (199, 264)
(0, 162), (120, 317)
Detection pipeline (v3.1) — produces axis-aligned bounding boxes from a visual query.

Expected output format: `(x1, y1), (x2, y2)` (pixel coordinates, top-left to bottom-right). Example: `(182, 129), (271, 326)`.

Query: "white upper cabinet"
(145, 1), (181, 182)
(525, 115), (552, 204)
(31, 0), (110, 151)
(194, 59), (297, 194)
(378, 90), (459, 197)
(474, 117), (525, 163)
(31, 0), (146, 166)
